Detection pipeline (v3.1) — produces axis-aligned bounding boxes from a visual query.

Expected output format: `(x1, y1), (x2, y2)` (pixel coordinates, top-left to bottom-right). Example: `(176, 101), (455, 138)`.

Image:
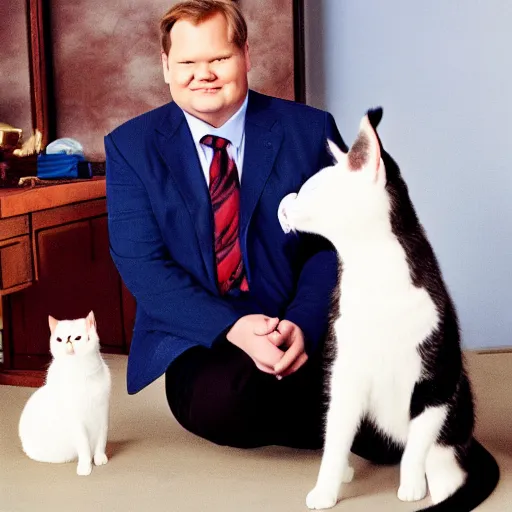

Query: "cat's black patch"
(352, 416), (403, 465)
(372, 116), (473, 426)
(366, 107), (383, 130)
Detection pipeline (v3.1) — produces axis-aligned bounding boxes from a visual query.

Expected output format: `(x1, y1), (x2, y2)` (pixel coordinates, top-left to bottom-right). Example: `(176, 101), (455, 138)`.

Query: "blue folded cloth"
(46, 138), (85, 157)
(37, 153), (91, 179)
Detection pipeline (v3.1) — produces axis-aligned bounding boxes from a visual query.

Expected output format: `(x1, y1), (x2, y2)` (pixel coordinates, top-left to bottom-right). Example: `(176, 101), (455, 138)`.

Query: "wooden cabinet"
(0, 179), (136, 386)
(0, 215), (32, 293)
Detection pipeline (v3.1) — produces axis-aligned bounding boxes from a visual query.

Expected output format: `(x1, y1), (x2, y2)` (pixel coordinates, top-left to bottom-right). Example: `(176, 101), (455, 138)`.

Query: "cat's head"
(48, 311), (100, 358)
(278, 107), (406, 246)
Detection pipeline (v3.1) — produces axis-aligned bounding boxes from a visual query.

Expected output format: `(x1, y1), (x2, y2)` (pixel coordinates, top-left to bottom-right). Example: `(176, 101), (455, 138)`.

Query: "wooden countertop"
(0, 177), (106, 218)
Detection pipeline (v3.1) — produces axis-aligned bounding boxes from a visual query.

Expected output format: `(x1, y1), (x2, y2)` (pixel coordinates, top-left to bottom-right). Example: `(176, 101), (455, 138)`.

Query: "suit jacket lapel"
(155, 103), (216, 289)
(240, 91), (283, 275)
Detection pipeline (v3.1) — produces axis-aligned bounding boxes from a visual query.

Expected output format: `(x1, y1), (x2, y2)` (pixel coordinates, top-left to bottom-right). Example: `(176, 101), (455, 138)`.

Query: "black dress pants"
(165, 340), (402, 462)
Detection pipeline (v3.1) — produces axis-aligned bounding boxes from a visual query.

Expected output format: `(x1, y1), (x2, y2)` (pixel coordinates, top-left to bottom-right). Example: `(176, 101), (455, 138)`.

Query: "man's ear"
(161, 50), (171, 84)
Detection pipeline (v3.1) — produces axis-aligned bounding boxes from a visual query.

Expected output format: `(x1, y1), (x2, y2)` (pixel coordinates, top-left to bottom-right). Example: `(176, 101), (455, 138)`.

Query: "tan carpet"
(1, 352), (511, 512)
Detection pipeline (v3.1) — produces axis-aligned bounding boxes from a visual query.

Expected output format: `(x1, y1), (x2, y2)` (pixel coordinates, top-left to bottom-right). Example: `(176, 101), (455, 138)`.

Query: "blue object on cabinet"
(37, 153), (91, 179)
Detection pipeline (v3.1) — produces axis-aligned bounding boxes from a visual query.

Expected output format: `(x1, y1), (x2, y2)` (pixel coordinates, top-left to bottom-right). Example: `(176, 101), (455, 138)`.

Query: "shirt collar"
(182, 93), (249, 150)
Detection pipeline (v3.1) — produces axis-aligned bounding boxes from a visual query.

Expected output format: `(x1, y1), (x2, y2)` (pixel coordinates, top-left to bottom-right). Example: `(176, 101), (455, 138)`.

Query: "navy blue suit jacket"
(105, 90), (345, 394)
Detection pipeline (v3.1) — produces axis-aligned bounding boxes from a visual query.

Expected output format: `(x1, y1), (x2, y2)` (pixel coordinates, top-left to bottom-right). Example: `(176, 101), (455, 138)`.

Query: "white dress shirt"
(182, 93), (249, 186)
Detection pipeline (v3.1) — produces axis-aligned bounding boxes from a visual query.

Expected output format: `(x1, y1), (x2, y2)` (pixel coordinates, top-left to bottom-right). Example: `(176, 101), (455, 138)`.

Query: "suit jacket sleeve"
(283, 112), (344, 354)
(105, 133), (242, 346)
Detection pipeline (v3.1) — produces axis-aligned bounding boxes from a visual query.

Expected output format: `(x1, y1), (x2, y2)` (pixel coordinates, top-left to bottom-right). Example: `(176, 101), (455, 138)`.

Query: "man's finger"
(268, 320), (294, 347)
(279, 353), (308, 378)
(254, 339), (284, 370)
(253, 316), (279, 336)
(254, 360), (276, 374)
(273, 340), (303, 374)
(277, 320), (294, 339)
(267, 329), (285, 347)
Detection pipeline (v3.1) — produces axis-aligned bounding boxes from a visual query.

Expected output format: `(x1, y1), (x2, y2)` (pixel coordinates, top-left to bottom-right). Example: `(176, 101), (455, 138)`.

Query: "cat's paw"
(397, 475), (427, 502)
(77, 461), (92, 476)
(342, 465), (355, 483)
(94, 453), (108, 466)
(306, 486), (339, 510)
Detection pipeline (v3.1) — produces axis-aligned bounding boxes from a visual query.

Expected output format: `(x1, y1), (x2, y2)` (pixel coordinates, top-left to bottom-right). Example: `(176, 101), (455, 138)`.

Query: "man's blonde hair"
(160, 0), (248, 55)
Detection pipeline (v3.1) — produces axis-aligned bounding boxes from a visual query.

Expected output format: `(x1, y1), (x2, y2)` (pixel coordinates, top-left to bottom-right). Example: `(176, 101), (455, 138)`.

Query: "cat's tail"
(418, 438), (499, 512)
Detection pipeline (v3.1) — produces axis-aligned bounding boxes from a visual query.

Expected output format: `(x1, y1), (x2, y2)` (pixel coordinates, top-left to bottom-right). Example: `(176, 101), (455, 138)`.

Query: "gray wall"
(305, 1), (512, 349)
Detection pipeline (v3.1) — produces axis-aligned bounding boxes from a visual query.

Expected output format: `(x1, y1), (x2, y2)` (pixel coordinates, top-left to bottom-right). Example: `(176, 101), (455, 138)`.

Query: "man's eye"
(75, 336), (82, 340)
(56, 337), (62, 342)
(216, 57), (228, 62)
(179, 61), (193, 65)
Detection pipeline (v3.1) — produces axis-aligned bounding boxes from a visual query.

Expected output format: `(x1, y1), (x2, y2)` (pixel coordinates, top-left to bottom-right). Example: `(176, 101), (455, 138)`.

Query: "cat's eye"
(75, 336), (81, 340)
(56, 337), (62, 342)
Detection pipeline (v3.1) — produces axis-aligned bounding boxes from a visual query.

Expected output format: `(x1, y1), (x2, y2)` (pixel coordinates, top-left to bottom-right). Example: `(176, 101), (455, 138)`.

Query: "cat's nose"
(278, 193), (297, 233)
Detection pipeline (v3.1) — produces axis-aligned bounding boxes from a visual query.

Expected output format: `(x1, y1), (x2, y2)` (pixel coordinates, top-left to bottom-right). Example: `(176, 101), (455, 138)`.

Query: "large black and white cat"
(277, 108), (499, 511)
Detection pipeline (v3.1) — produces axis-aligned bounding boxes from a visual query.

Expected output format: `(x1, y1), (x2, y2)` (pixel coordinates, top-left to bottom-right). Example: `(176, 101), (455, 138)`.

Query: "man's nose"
(195, 62), (215, 81)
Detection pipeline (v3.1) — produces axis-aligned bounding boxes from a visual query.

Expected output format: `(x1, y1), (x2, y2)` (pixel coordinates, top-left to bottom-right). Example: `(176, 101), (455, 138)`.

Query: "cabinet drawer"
(32, 199), (106, 230)
(0, 215), (29, 241)
(0, 235), (33, 294)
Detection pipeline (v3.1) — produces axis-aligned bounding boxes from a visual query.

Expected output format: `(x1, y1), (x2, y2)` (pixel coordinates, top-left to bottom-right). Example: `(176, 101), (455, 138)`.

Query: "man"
(106, 0), (399, 461)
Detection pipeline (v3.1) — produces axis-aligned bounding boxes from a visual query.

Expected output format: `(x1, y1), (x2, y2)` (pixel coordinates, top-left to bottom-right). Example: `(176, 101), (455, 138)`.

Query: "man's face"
(162, 13), (251, 127)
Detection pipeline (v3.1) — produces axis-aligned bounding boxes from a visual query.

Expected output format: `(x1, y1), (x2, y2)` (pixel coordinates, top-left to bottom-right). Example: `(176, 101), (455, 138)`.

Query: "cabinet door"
(8, 215), (125, 370)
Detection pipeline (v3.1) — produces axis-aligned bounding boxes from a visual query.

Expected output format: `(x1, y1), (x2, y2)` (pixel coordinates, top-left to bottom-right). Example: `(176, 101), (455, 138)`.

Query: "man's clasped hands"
(226, 315), (308, 379)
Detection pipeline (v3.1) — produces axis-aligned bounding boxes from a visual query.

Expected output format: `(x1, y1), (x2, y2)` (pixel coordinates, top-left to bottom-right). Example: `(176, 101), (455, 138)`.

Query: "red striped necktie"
(200, 135), (249, 295)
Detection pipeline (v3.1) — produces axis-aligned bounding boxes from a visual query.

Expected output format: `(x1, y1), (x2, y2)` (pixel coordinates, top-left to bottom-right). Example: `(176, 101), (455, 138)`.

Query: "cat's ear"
(327, 139), (347, 165)
(48, 315), (58, 333)
(86, 311), (97, 332)
(347, 114), (381, 179)
(366, 107), (383, 131)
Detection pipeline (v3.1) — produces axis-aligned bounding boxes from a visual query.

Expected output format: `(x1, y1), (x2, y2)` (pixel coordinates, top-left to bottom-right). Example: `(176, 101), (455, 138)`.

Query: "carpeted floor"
(1, 351), (510, 512)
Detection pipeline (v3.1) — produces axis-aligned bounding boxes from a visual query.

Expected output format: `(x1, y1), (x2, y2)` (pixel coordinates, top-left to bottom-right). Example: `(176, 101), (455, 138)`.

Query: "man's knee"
(175, 378), (263, 448)
(166, 356), (265, 448)
(188, 386), (249, 446)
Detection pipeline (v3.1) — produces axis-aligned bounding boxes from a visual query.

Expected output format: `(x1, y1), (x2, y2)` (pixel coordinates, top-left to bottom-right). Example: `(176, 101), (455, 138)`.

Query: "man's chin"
(195, 105), (222, 113)
(191, 100), (225, 115)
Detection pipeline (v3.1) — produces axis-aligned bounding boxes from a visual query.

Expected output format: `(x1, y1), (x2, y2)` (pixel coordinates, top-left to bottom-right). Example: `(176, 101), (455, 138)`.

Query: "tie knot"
(201, 135), (230, 150)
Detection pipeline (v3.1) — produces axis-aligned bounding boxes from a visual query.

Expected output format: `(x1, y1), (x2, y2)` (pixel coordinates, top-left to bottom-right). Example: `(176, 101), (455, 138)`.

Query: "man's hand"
(226, 315), (284, 374)
(268, 320), (308, 378)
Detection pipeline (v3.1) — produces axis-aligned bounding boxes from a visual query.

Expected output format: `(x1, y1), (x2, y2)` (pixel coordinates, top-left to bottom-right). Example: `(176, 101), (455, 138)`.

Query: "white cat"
(19, 311), (111, 476)
(278, 109), (499, 511)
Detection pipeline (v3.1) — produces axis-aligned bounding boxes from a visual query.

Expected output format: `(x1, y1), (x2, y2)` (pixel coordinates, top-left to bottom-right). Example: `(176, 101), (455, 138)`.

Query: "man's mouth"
(193, 87), (221, 93)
